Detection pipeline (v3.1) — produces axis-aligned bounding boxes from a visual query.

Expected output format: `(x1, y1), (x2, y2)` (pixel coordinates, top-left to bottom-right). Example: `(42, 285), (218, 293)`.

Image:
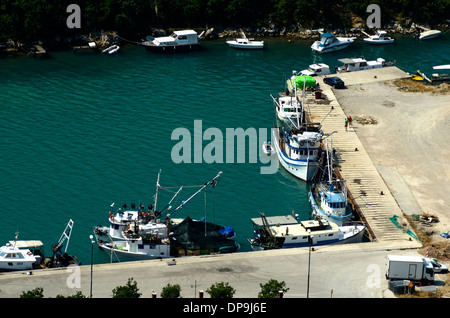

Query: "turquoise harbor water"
(0, 35), (449, 264)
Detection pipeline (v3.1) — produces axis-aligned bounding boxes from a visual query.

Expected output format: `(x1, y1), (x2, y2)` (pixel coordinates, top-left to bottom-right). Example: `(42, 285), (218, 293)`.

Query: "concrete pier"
(307, 67), (419, 243)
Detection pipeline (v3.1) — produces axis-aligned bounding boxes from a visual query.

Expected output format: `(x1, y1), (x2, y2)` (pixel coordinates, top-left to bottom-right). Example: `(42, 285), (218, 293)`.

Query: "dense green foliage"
(0, 0), (448, 41)
(111, 277), (142, 298)
(258, 279), (289, 298)
(206, 281), (236, 298)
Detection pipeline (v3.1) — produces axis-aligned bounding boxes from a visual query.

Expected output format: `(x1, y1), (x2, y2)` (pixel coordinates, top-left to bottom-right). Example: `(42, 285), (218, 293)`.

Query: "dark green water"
(0, 35), (448, 264)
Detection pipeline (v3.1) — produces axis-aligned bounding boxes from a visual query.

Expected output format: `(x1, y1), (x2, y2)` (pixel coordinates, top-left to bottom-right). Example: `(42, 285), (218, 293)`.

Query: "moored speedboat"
(226, 37), (264, 49)
(311, 33), (355, 53)
(363, 31), (394, 44)
(416, 29), (441, 40)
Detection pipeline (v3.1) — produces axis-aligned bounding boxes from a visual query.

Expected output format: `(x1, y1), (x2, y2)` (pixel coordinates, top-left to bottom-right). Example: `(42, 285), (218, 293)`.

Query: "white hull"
(363, 38), (394, 44)
(226, 39), (264, 49)
(419, 30), (441, 40)
(272, 127), (320, 181)
(98, 240), (171, 262)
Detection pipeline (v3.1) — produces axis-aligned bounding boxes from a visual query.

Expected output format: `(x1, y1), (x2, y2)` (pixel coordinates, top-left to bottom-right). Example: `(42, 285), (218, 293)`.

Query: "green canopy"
(294, 75), (316, 88)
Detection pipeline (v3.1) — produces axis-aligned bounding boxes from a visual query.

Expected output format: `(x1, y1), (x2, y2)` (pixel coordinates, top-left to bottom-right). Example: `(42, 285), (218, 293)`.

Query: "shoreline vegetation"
(0, 0), (449, 56)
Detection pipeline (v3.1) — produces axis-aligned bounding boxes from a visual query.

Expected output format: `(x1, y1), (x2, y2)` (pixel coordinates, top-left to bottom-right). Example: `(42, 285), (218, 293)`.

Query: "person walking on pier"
(345, 118), (349, 131)
(347, 116), (352, 127)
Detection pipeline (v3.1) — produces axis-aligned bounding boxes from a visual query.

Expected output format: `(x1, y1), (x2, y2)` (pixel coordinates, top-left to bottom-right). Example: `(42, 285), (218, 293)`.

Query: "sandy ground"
(333, 80), (450, 242)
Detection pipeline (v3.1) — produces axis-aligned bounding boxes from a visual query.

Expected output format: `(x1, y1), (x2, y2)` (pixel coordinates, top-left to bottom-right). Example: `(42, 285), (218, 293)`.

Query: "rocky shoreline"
(1, 22), (449, 56)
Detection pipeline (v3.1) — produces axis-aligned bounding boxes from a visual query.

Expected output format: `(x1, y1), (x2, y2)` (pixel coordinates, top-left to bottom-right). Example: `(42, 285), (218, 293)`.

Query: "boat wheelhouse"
(299, 63), (331, 77)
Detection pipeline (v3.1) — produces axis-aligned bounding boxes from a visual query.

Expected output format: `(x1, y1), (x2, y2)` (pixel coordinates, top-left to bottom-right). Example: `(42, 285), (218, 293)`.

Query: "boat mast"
(168, 171), (223, 217)
(153, 169), (162, 213)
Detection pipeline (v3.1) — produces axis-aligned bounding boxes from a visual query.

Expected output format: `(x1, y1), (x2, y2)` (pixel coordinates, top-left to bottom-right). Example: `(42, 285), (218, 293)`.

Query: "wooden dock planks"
(306, 67), (420, 244)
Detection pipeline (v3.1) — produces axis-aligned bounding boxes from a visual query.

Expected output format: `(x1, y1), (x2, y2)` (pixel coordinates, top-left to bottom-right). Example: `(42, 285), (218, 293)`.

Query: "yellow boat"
(411, 74), (423, 81)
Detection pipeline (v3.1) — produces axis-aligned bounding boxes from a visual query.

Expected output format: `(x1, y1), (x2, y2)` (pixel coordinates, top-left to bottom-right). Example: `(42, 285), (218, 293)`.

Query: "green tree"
(56, 291), (86, 298)
(160, 283), (182, 298)
(112, 277), (142, 298)
(206, 281), (236, 298)
(258, 279), (289, 298)
(20, 287), (44, 298)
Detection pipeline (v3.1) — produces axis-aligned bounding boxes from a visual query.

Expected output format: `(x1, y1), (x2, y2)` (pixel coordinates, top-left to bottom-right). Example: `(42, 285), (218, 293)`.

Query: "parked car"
(323, 76), (345, 88)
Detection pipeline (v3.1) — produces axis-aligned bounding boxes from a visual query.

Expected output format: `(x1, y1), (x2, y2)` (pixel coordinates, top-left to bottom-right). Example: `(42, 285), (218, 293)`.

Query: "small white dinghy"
(226, 31), (264, 49)
(102, 44), (120, 55)
(262, 141), (275, 156)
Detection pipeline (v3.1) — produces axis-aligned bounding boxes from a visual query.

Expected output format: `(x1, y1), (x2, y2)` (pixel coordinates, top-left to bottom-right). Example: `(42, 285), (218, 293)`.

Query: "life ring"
(27, 251), (32, 255)
(109, 211), (114, 221)
(300, 140), (305, 147)
(309, 141), (315, 147)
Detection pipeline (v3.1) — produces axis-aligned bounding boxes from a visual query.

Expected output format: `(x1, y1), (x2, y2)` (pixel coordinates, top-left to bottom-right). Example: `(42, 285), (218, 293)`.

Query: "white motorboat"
(363, 31), (394, 44)
(141, 30), (201, 52)
(102, 44), (120, 54)
(248, 212), (366, 250)
(299, 63), (331, 76)
(226, 37), (264, 49)
(0, 234), (38, 271)
(417, 29), (441, 40)
(336, 57), (393, 73)
(311, 33), (355, 53)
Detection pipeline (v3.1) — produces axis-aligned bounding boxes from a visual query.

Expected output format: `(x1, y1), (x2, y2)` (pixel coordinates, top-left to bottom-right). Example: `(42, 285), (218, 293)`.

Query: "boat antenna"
(168, 171), (223, 217)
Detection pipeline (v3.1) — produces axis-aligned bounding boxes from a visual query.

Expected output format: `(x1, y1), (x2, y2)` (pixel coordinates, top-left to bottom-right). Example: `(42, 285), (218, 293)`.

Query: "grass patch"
(392, 78), (450, 95)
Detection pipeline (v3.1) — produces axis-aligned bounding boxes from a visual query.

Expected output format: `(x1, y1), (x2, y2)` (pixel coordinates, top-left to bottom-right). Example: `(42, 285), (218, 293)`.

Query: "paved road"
(0, 240), (422, 298)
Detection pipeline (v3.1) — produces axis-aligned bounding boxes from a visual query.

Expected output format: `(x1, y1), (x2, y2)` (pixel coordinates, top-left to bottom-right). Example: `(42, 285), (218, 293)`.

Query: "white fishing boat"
(97, 233), (171, 262)
(272, 75), (323, 181)
(271, 93), (302, 122)
(226, 36), (264, 49)
(336, 57), (393, 73)
(311, 33), (355, 53)
(309, 138), (353, 227)
(417, 29), (441, 40)
(141, 30), (201, 52)
(363, 30), (394, 44)
(94, 171), (239, 262)
(102, 44), (120, 54)
(248, 212), (366, 250)
(0, 234), (38, 271)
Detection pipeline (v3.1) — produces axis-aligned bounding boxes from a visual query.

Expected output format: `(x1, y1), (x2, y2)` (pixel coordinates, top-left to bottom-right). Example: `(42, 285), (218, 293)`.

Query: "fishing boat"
(311, 33), (355, 53)
(141, 30), (201, 52)
(102, 44), (120, 54)
(94, 171), (239, 262)
(0, 234), (38, 271)
(363, 30), (394, 44)
(309, 138), (353, 227)
(336, 57), (393, 73)
(431, 65), (450, 83)
(0, 220), (80, 271)
(248, 212), (366, 250)
(271, 93), (302, 123)
(272, 74), (323, 181)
